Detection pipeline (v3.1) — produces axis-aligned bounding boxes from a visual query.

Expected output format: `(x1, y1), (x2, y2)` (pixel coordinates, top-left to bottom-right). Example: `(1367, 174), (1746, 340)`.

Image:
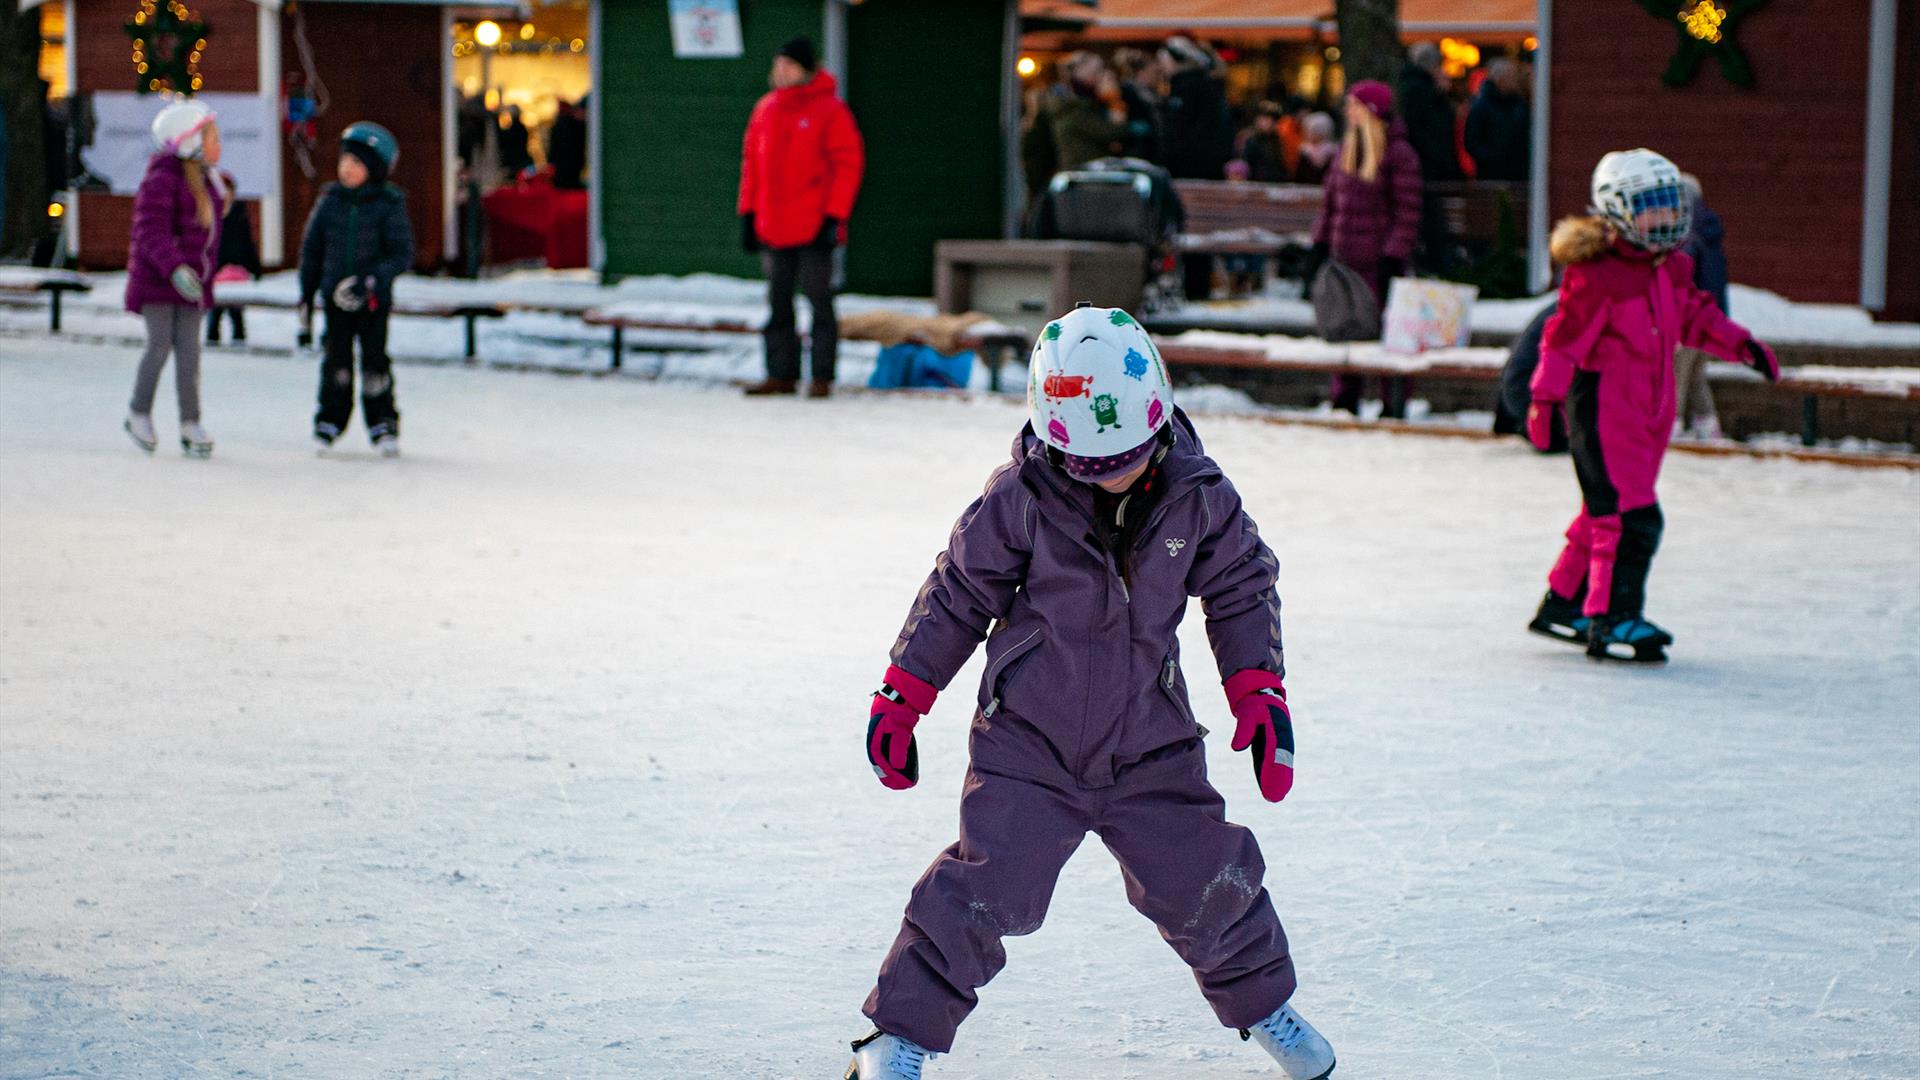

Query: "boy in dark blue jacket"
(298, 122), (413, 456)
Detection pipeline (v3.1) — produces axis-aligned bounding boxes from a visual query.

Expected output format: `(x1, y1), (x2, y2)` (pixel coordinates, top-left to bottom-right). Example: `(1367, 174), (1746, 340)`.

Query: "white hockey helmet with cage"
(150, 99), (218, 159)
(1589, 148), (1694, 253)
(1027, 303), (1174, 479)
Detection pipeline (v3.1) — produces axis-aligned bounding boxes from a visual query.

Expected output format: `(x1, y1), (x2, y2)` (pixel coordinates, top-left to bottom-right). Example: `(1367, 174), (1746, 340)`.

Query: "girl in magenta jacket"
(124, 100), (227, 458)
(1526, 149), (1780, 663)
(843, 306), (1336, 1080)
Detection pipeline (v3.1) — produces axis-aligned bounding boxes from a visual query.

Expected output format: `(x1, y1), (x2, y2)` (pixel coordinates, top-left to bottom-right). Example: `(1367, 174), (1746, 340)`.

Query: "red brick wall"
(1549, 2), (1872, 305)
(279, 2), (445, 272)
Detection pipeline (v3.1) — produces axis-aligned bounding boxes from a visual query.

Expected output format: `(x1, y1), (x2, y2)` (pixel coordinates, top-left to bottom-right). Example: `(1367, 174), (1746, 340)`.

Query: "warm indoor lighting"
(474, 20), (502, 48)
(519, 22), (535, 40)
(1016, 55), (1038, 78)
(1523, 35), (1539, 50)
(47, 202), (64, 219)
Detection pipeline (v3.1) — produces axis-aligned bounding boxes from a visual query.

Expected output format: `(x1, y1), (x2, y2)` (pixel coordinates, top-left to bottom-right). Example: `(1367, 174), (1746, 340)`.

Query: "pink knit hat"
(1347, 79), (1394, 119)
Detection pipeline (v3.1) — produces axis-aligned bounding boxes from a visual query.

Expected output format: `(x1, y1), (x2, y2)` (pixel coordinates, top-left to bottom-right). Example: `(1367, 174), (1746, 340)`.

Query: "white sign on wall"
(84, 92), (276, 199)
(670, 0), (744, 59)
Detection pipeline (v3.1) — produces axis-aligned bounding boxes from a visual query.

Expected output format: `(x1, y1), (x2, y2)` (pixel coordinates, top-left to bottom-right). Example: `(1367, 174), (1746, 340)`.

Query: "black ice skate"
(1586, 613), (1672, 663)
(1527, 590), (1591, 645)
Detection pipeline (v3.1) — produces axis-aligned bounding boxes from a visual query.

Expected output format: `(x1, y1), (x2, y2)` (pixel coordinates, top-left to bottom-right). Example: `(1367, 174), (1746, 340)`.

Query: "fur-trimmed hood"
(1549, 215), (1613, 266)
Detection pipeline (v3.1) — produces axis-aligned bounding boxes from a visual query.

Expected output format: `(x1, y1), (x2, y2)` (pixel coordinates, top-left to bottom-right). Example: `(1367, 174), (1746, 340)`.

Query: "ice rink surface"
(2, 335), (1916, 1079)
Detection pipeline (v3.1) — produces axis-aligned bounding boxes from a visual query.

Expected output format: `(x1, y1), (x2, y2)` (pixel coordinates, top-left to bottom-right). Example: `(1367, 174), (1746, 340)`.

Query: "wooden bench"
(579, 309), (1030, 390)
(1152, 332), (1920, 447)
(213, 293), (506, 359)
(1424, 181), (1528, 252)
(0, 268), (93, 332)
(1171, 180), (1322, 257)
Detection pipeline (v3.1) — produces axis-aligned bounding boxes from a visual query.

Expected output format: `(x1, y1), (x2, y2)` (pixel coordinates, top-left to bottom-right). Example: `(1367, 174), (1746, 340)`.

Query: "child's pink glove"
(867, 665), (937, 790)
(1225, 669), (1295, 803)
(1527, 400), (1559, 452)
(1745, 339), (1781, 383)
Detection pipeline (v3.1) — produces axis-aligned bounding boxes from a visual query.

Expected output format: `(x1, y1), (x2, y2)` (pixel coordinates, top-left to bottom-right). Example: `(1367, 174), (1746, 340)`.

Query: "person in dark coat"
(1397, 42), (1462, 183)
(205, 197), (262, 344)
(1113, 47), (1166, 164)
(1675, 172), (1730, 435)
(1021, 52), (1129, 195)
(298, 122), (415, 454)
(547, 97), (588, 190)
(1160, 36), (1231, 181)
(1235, 100), (1290, 182)
(1464, 59), (1531, 182)
(497, 105), (533, 178)
(1292, 111), (1338, 186)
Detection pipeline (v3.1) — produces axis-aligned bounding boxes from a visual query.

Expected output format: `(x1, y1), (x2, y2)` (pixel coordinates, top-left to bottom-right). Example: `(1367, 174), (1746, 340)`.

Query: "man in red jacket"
(738, 36), (866, 398)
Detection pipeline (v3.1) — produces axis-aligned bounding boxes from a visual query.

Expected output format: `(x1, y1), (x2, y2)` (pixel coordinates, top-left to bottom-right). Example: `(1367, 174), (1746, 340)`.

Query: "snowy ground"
(2, 335), (1917, 1080)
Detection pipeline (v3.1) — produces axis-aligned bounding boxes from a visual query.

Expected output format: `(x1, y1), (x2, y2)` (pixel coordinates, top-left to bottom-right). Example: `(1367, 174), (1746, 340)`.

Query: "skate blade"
(181, 444), (212, 459)
(1587, 641), (1668, 664)
(124, 426), (156, 454)
(1528, 620), (1588, 646)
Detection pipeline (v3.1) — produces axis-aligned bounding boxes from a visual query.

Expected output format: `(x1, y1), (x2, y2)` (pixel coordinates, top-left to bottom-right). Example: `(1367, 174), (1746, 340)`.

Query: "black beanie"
(342, 140), (389, 186)
(778, 36), (818, 72)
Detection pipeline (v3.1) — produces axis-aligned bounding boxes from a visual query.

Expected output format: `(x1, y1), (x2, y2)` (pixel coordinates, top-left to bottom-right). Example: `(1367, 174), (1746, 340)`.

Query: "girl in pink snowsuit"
(1526, 149), (1780, 662)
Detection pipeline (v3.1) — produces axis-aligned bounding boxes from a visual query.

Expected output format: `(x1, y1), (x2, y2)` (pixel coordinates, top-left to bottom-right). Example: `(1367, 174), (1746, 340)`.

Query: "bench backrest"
(1173, 180), (1323, 237)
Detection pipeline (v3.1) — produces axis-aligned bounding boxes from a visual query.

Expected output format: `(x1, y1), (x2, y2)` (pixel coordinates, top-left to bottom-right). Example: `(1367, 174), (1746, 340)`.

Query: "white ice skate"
(374, 434), (400, 458)
(179, 421), (214, 459)
(1243, 1002), (1336, 1079)
(124, 412), (157, 453)
(844, 1028), (936, 1080)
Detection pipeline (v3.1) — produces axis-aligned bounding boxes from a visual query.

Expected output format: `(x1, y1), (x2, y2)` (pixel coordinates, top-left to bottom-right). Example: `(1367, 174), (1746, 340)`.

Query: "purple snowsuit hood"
(125, 153), (226, 313)
(890, 407), (1283, 788)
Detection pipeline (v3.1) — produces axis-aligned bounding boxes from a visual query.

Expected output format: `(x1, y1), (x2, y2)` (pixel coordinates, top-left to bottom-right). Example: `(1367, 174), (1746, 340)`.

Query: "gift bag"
(1380, 278), (1478, 354)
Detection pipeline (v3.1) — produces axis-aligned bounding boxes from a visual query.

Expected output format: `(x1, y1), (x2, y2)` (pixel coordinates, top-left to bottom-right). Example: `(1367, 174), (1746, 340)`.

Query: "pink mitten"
(867, 665), (937, 790)
(1225, 669), (1295, 803)
(1527, 401), (1558, 452)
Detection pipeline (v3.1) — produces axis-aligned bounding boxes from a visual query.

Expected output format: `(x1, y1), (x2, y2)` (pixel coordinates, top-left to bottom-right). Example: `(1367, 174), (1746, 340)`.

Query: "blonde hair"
(1339, 111), (1386, 184)
(182, 159), (215, 230)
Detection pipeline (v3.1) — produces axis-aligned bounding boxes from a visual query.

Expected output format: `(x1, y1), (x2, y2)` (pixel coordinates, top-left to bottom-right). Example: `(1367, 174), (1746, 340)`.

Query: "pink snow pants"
(863, 728), (1297, 1053)
(1548, 366), (1673, 618)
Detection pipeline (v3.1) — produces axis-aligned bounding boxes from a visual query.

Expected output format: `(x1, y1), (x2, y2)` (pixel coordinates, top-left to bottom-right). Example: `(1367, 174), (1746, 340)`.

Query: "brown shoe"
(805, 380), (833, 399)
(741, 378), (799, 396)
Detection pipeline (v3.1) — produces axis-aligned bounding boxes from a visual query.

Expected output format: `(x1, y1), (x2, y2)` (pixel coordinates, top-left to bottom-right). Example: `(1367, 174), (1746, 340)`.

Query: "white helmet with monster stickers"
(1027, 303), (1174, 480)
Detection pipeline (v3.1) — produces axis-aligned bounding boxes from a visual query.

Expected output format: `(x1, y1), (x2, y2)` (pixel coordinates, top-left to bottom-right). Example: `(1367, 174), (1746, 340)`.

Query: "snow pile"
(2, 336), (1916, 1078)
(1163, 329), (1510, 373)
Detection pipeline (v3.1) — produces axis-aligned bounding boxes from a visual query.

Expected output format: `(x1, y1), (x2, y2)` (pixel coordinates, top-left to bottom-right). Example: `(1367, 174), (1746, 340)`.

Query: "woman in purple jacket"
(123, 100), (228, 457)
(1308, 80), (1424, 418)
(845, 305), (1336, 1080)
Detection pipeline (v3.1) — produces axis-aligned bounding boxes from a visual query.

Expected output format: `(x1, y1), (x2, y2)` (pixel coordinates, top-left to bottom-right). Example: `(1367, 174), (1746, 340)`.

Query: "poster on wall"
(669, 0), (743, 58)
(85, 92), (275, 198)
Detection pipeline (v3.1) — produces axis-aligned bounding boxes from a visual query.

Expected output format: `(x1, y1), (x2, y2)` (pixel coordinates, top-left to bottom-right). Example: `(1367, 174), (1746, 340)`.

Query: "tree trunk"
(0, 4), (51, 259)
(1335, 0), (1403, 90)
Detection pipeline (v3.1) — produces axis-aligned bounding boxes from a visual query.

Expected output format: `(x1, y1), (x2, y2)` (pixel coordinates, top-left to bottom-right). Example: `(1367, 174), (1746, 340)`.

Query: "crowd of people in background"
(1022, 36), (1534, 197)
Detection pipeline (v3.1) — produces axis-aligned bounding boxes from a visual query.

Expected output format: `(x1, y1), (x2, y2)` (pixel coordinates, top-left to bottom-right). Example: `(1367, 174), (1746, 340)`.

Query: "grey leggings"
(130, 303), (202, 422)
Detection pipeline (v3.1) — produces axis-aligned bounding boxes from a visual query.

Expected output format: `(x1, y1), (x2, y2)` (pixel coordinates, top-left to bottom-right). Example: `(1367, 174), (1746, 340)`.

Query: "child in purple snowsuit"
(847, 305), (1335, 1079)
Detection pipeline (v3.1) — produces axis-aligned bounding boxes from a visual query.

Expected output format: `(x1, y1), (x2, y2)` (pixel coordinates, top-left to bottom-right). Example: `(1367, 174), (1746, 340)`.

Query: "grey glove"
(169, 265), (204, 305)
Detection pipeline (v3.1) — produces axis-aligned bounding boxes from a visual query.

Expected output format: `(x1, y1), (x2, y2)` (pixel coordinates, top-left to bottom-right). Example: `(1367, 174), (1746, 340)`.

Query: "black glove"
(739, 214), (760, 254)
(812, 216), (842, 252)
(1378, 257), (1407, 282)
(1300, 242), (1330, 301)
(1745, 339), (1781, 383)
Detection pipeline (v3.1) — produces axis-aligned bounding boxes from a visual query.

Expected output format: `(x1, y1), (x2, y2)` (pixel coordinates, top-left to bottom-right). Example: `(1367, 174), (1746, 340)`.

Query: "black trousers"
(315, 306), (399, 442)
(762, 247), (837, 382)
(206, 305), (246, 342)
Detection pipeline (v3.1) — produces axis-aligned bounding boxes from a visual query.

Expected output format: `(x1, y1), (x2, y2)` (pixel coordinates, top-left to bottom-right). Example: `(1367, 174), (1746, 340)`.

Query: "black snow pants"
(315, 306), (399, 443)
